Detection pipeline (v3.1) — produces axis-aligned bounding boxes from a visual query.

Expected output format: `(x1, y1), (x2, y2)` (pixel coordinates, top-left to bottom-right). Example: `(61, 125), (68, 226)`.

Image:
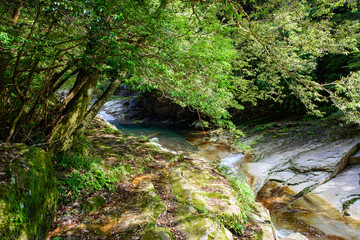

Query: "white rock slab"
(311, 165), (360, 222)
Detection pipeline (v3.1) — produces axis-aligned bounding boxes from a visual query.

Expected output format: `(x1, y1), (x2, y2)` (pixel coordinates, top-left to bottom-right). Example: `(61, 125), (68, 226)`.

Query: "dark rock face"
(132, 91), (199, 126)
(101, 90), (199, 126)
(0, 145), (57, 240)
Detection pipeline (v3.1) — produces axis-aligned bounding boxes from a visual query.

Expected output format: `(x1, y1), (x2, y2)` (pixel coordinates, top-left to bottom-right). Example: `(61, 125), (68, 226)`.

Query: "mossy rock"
(141, 227), (174, 240)
(0, 146), (57, 239)
(81, 195), (106, 213)
(169, 163), (241, 214)
(174, 203), (197, 222)
(136, 181), (167, 219)
(177, 214), (233, 240)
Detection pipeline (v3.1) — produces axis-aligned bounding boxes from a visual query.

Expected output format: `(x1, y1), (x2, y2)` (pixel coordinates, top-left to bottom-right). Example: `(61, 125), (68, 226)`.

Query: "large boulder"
(0, 145), (57, 239)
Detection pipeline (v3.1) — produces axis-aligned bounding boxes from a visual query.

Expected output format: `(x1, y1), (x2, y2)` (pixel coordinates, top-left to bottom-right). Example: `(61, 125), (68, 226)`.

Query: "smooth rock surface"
(311, 165), (360, 226)
(282, 233), (309, 240)
(239, 122), (360, 239)
(256, 138), (360, 196)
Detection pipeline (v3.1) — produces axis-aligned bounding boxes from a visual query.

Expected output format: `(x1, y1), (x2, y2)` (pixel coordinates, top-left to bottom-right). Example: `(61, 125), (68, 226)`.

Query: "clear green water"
(108, 121), (198, 154)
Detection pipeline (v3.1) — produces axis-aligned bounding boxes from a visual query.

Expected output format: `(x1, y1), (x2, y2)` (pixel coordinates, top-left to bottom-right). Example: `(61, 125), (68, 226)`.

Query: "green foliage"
(227, 175), (258, 221)
(227, 0), (360, 120)
(253, 122), (276, 132)
(102, 127), (122, 134)
(306, 131), (315, 135)
(56, 140), (125, 203)
(331, 72), (360, 124)
(217, 212), (245, 236)
(235, 142), (252, 152)
(140, 135), (149, 142)
(217, 164), (258, 222)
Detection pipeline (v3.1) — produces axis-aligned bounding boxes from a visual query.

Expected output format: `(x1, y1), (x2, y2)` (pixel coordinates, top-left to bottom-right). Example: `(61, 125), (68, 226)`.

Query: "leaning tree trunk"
(75, 75), (125, 134)
(48, 68), (98, 152)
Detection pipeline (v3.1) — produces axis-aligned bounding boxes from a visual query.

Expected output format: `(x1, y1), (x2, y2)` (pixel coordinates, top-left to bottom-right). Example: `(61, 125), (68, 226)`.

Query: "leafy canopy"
(1, 0), (360, 144)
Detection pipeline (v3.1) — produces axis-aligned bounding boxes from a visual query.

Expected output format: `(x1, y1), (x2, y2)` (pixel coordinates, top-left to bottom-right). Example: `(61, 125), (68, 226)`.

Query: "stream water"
(98, 107), (360, 240)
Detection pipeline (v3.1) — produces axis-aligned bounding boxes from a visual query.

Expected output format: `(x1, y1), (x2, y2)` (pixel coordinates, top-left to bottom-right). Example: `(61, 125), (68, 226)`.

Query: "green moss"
(178, 215), (231, 240)
(200, 192), (230, 200)
(0, 146), (57, 239)
(141, 227), (174, 240)
(81, 195), (106, 213)
(175, 204), (197, 222)
(216, 212), (245, 235)
(140, 193), (166, 219)
(226, 175), (258, 221)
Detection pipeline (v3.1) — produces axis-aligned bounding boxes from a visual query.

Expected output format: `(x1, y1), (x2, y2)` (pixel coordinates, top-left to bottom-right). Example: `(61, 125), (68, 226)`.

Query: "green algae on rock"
(0, 146), (57, 239)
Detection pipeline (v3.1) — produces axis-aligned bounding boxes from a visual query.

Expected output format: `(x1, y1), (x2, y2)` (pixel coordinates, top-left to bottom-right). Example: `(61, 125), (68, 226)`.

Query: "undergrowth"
(55, 136), (125, 203)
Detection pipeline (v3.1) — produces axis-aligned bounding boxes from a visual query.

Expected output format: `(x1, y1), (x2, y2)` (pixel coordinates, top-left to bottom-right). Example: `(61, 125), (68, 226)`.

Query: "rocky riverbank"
(47, 116), (275, 239)
(235, 116), (360, 239)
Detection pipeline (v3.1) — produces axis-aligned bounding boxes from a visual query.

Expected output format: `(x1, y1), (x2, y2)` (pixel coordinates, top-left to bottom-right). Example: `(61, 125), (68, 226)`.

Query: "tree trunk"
(75, 76), (124, 134)
(48, 68), (98, 152)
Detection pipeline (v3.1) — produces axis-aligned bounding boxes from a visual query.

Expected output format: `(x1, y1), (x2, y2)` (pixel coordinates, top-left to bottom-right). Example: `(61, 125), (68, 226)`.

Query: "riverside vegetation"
(1, 0), (360, 239)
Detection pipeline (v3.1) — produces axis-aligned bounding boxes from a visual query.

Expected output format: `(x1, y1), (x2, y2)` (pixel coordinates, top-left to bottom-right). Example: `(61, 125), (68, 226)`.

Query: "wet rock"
(100, 97), (138, 121)
(239, 122), (360, 238)
(310, 165), (360, 227)
(290, 195), (360, 239)
(289, 140), (358, 173)
(132, 91), (198, 125)
(247, 137), (360, 196)
(282, 233), (308, 240)
(347, 201), (360, 226)
(245, 162), (274, 194)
